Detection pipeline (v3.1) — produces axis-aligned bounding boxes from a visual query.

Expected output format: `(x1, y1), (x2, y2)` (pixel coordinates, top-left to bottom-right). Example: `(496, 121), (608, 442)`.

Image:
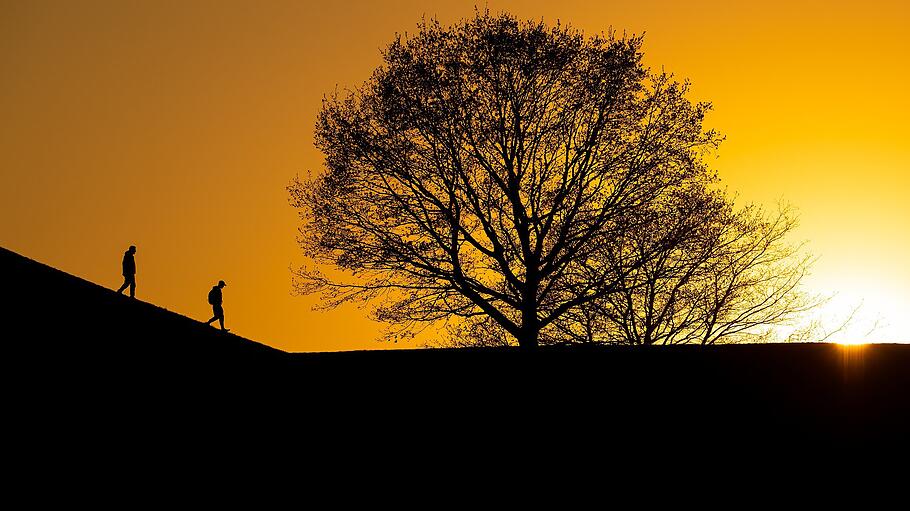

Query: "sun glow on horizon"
(799, 284), (910, 345)
(836, 339), (868, 346)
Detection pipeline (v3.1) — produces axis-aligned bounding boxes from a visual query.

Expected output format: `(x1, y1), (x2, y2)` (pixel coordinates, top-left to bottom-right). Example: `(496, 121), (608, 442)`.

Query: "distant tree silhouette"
(290, 12), (808, 348)
(550, 203), (817, 345)
(684, 204), (816, 344)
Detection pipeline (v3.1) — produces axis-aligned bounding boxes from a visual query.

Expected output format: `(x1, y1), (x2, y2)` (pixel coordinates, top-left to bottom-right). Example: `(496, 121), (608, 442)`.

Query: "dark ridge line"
(0, 245), (285, 355)
(3, 245), (900, 355)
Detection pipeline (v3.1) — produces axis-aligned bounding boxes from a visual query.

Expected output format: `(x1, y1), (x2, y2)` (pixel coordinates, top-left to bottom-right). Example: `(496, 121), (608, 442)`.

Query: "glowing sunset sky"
(1, 0), (907, 351)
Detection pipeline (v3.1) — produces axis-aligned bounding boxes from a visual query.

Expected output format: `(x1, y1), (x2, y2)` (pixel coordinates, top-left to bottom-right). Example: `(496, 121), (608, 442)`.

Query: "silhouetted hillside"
(5, 245), (909, 450)
(2, 246), (282, 360)
(2, 245), (290, 416)
(290, 342), (910, 441)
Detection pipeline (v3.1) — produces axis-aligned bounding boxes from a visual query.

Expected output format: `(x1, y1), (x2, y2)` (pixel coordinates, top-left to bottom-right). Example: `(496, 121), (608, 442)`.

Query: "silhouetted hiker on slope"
(205, 280), (229, 332)
(116, 245), (137, 298)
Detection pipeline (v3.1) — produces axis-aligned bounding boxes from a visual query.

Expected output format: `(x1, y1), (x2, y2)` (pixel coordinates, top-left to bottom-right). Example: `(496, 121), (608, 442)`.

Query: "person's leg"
(117, 276), (128, 294)
(207, 305), (220, 326)
(217, 306), (226, 330)
(129, 275), (136, 298)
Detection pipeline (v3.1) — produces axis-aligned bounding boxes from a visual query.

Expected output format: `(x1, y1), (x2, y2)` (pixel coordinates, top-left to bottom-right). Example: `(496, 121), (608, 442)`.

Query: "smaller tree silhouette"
(588, 202), (817, 345)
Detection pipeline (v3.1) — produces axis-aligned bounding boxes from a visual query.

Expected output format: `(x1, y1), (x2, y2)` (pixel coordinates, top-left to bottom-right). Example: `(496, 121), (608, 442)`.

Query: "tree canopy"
(290, 12), (810, 348)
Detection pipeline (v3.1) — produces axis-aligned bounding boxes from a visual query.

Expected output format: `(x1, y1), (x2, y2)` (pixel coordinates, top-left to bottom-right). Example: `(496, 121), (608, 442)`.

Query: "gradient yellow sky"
(1, 0), (907, 351)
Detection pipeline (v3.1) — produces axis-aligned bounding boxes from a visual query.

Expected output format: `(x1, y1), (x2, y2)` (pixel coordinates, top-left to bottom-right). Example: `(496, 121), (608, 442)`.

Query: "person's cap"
(129, 245), (136, 251)
(218, 280), (227, 287)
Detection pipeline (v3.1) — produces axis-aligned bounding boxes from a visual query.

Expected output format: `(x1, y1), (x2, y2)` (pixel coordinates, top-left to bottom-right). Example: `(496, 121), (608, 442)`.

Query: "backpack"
(207, 287), (218, 305)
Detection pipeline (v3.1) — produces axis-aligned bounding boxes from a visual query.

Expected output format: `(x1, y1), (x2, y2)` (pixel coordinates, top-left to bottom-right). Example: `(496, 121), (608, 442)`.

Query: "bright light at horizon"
(836, 339), (868, 346)
(800, 285), (909, 345)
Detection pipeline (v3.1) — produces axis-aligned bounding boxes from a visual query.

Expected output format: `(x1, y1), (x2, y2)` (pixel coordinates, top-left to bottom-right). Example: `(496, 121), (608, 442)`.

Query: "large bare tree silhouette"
(290, 12), (807, 348)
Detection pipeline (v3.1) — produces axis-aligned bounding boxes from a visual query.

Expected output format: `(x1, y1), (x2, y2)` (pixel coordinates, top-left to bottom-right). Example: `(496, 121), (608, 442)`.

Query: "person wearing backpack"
(116, 245), (137, 298)
(205, 280), (229, 332)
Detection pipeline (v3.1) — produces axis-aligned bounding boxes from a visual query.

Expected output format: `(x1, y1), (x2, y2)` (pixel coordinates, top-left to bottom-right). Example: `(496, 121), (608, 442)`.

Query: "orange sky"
(1, 0), (907, 351)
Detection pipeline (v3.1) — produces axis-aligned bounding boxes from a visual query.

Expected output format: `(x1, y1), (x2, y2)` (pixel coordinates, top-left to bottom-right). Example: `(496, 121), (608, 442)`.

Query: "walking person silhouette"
(205, 280), (229, 332)
(116, 245), (137, 298)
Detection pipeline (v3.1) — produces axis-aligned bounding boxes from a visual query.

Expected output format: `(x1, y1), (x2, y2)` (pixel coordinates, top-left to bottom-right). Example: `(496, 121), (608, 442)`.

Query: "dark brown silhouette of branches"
(288, 12), (812, 348)
(561, 202), (817, 345)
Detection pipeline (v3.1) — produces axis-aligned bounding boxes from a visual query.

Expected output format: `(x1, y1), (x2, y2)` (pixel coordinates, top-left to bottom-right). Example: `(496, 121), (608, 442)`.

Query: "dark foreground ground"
(4, 245), (909, 461)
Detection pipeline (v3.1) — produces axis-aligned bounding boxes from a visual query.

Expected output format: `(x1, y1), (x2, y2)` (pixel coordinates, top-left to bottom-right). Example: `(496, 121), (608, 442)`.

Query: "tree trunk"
(518, 304), (540, 349)
(517, 323), (539, 349)
(518, 270), (540, 349)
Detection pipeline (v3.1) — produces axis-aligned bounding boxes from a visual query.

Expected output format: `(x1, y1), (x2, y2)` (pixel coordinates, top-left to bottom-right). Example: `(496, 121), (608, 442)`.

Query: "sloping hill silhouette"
(2, 245), (289, 414)
(5, 245), (909, 449)
(2, 246), (282, 361)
